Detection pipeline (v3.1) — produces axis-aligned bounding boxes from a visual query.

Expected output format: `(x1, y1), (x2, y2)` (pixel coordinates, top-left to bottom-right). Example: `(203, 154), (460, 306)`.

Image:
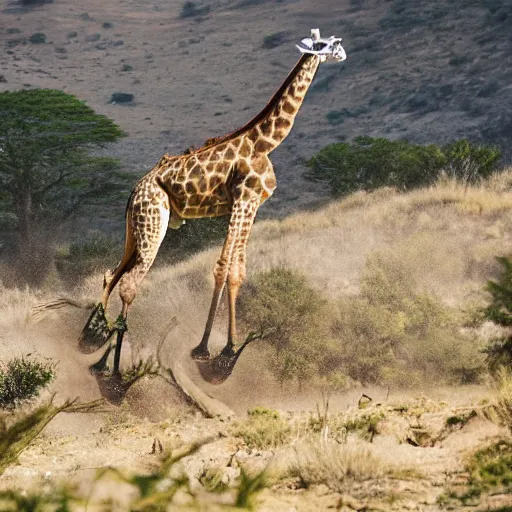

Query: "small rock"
(109, 92), (134, 104)
(85, 33), (101, 42)
(29, 32), (46, 44)
(0, 75), (7, 83)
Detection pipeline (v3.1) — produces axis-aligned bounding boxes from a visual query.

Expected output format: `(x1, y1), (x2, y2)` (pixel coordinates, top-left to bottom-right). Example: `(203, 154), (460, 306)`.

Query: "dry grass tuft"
(0, 283), (40, 330)
(287, 440), (388, 492)
(233, 407), (291, 450)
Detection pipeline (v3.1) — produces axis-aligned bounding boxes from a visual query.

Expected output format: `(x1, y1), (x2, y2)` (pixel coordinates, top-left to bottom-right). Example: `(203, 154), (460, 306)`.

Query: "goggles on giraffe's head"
(296, 29), (346, 62)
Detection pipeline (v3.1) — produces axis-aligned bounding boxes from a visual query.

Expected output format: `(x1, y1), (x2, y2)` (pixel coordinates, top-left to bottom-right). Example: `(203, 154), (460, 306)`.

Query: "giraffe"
(79, 29), (346, 384)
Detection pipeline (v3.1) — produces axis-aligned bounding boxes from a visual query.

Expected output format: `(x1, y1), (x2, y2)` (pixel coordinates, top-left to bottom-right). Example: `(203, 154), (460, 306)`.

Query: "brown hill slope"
(1, 0), (511, 219)
(2, 174), (512, 410)
(1, 178), (512, 511)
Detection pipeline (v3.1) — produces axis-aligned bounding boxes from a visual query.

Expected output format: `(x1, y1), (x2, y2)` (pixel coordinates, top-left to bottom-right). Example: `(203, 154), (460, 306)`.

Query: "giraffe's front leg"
(191, 200), (247, 361)
(193, 197), (260, 384)
(223, 204), (255, 356)
(190, 273), (225, 361)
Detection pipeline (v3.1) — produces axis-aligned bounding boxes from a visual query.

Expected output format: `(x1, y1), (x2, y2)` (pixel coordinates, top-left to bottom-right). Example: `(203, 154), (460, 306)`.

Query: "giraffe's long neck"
(245, 54), (320, 153)
(204, 55), (320, 155)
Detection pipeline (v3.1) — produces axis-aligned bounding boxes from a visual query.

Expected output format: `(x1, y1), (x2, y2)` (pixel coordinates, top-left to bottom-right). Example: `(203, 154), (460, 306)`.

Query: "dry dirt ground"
(1, 0), (511, 224)
(0, 382), (511, 511)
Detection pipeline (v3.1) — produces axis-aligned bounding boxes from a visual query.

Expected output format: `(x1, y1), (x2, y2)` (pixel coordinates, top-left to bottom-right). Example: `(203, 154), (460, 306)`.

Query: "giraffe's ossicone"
(79, 29), (346, 386)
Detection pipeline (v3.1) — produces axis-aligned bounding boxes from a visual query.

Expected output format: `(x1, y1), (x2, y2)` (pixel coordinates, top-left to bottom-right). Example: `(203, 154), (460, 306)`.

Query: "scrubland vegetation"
(2, 166), (512, 509)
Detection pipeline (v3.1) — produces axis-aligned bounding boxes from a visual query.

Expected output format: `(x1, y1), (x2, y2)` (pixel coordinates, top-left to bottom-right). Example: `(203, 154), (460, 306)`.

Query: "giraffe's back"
(154, 151), (235, 219)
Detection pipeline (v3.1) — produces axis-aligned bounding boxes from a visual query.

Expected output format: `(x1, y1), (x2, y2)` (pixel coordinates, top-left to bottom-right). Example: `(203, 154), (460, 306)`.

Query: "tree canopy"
(0, 89), (127, 280)
(305, 136), (502, 197)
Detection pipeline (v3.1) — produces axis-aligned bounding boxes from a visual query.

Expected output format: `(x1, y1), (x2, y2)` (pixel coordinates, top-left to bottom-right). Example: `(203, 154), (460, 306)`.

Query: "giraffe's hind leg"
(110, 200), (169, 375)
(79, 217), (137, 354)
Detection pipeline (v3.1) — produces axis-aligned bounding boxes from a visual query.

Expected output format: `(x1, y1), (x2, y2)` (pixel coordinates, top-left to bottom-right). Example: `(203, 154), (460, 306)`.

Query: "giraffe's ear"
(296, 37), (315, 54)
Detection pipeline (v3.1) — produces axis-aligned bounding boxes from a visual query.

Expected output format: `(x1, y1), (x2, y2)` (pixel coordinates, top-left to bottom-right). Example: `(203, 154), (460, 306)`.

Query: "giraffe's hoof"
(78, 304), (115, 354)
(194, 351), (240, 385)
(190, 346), (211, 361)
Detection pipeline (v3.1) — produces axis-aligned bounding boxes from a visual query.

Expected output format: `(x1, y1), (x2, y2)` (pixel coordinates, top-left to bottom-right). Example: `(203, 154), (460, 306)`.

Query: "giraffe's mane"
(186, 54), (312, 155)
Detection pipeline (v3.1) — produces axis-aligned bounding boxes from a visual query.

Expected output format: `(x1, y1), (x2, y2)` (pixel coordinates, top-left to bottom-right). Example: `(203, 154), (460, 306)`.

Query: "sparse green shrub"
(179, 1), (210, 18)
(6, 38), (26, 48)
(68, 232), (121, 261)
(446, 410), (477, 427)
(200, 466), (228, 492)
(238, 267), (347, 389)
(333, 250), (484, 386)
(109, 92), (134, 103)
(493, 367), (512, 430)
(232, 0), (280, 8)
(241, 257), (483, 389)
(344, 411), (386, 441)
(262, 32), (288, 49)
(120, 63), (133, 72)
(21, 0), (53, 5)
(443, 139), (502, 183)
(482, 257), (512, 371)
(29, 32), (46, 44)
(463, 440), (512, 499)
(0, 357), (55, 409)
(305, 137), (502, 198)
(234, 407), (290, 449)
(440, 438), (512, 506)
(85, 33), (101, 42)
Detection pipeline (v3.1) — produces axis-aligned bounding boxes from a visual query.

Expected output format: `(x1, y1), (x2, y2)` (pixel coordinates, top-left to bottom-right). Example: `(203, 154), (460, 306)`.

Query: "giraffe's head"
(296, 28), (346, 63)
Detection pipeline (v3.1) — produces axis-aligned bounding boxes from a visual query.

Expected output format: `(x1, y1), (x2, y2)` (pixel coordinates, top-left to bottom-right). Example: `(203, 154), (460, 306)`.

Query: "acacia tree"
(0, 89), (127, 281)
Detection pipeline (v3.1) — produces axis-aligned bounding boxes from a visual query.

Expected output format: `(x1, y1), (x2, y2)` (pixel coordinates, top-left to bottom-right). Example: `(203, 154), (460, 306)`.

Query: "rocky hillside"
(1, 0), (511, 220)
